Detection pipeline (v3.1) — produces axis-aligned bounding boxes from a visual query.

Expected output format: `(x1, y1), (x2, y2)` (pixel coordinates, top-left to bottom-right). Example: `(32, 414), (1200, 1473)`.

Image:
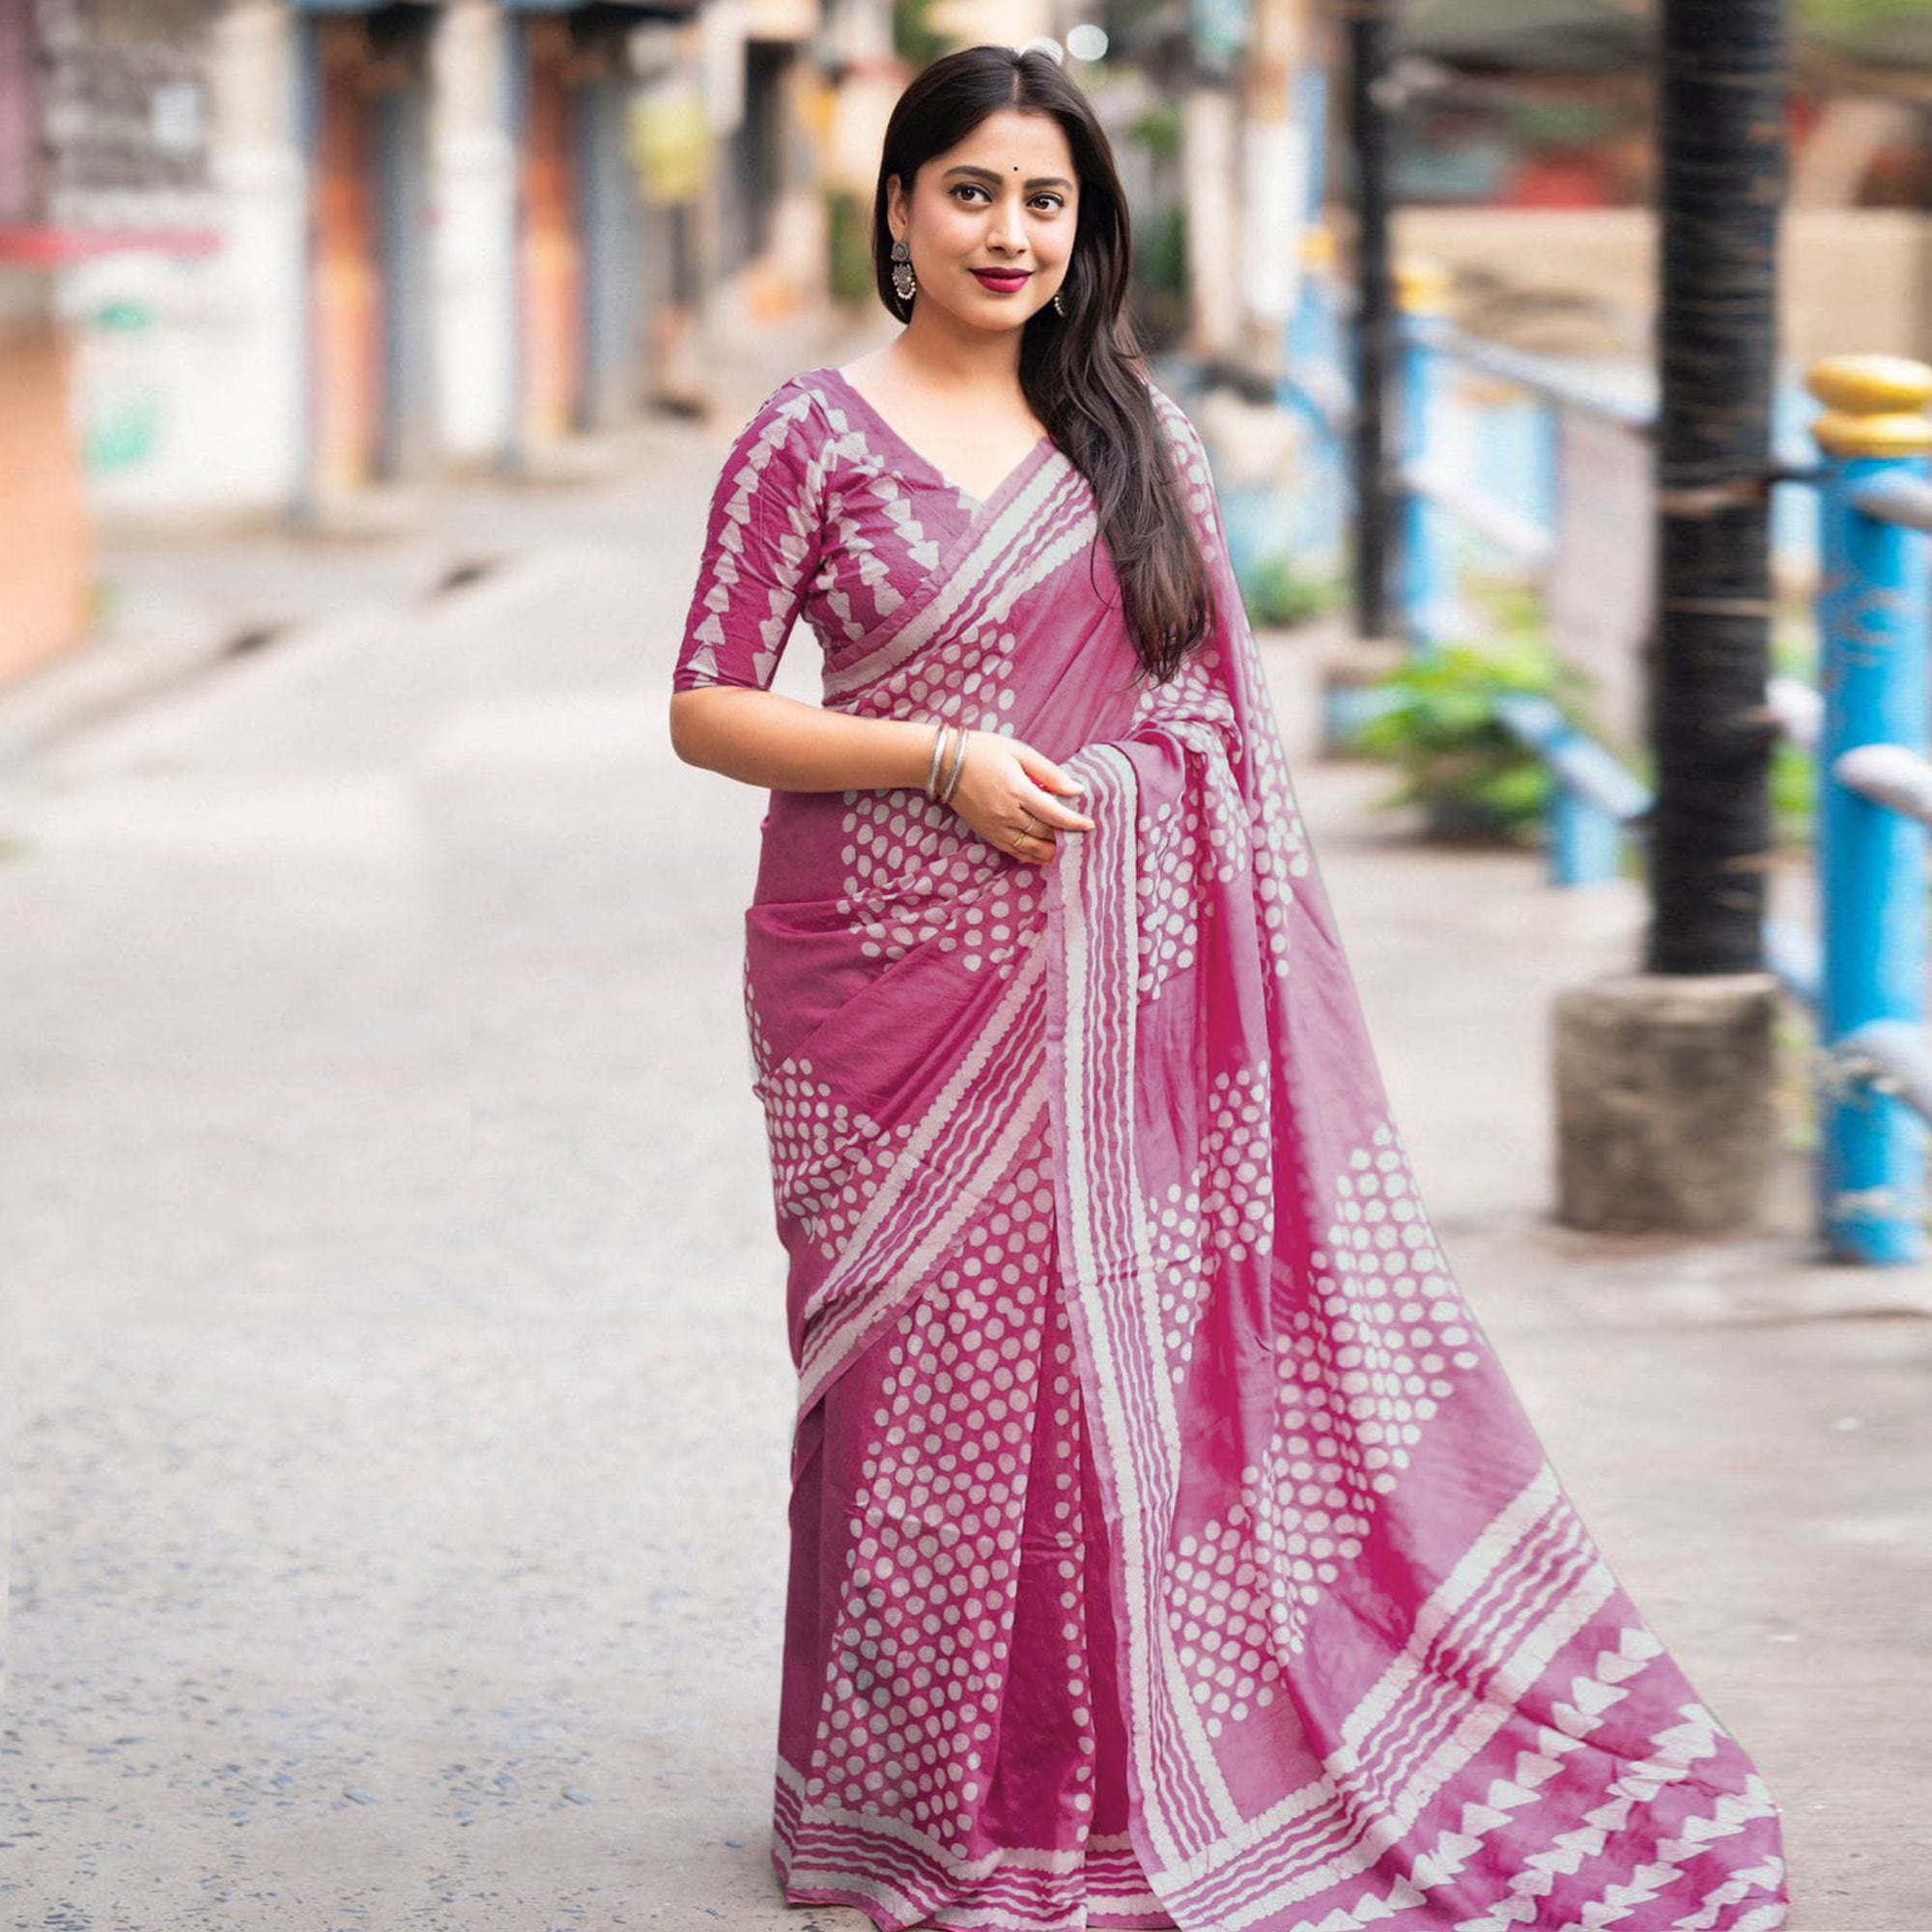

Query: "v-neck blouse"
(670, 366), (1073, 697)
(816, 364), (1054, 513)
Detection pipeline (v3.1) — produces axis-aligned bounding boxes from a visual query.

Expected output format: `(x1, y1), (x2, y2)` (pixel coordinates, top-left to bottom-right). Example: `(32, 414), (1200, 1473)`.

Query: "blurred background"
(0, 0), (1928, 680)
(1, 1), (1929, 1926)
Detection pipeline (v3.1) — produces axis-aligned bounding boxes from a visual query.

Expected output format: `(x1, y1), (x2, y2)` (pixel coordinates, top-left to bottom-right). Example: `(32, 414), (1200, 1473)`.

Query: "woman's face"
(888, 107), (1080, 337)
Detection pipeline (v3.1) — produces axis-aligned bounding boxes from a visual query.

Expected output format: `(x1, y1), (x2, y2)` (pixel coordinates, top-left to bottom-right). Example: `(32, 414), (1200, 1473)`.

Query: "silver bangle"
(938, 726), (971, 804)
(924, 722), (952, 797)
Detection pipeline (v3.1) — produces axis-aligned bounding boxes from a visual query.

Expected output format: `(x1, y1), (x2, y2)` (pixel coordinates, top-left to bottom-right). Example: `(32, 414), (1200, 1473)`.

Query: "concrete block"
(1553, 971), (1782, 1236)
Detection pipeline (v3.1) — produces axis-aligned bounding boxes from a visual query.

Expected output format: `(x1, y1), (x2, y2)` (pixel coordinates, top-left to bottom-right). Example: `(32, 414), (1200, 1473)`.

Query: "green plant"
(1503, 99), (1628, 154)
(1127, 100), (1183, 166)
(1351, 636), (1589, 845)
(1771, 739), (1816, 854)
(1136, 202), (1187, 298)
(1769, 598), (1820, 854)
(1128, 202), (1188, 351)
(1237, 554), (1341, 629)
(892, 0), (952, 70)
(827, 191), (874, 306)
(1803, 0), (1932, 30)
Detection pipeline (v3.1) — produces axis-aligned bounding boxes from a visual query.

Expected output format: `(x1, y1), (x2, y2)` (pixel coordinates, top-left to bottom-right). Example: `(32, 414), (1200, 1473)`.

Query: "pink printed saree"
(671, 364), (1789, 1932)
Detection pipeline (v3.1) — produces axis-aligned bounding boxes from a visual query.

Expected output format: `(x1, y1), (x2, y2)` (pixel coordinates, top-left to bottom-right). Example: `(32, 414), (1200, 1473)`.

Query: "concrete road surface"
(0, 339), (1924, 1931)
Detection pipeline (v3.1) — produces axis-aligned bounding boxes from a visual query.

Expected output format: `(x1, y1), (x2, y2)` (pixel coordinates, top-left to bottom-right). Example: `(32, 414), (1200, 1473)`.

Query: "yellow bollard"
(1807, 354), (1932, 459)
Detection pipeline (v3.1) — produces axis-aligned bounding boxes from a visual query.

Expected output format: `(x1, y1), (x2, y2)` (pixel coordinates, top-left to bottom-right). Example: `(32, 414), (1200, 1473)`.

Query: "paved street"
(0, 333), (1925, 1931)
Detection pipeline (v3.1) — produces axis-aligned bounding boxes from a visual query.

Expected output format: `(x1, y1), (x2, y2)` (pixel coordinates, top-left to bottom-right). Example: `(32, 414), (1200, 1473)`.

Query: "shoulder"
(720, 371), (829, 458)
(708, 373), (836, 516)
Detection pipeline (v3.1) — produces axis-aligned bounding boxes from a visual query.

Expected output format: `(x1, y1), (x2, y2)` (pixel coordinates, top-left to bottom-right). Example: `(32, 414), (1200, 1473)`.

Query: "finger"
(1025, 790), (1094, 832)
(1014, 748), (1087, 798)
(1013, 774), (1091, 825)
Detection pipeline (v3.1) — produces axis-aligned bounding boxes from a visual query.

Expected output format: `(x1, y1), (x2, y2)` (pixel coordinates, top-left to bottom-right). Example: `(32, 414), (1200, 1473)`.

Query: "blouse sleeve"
(671, 380), (827, 694)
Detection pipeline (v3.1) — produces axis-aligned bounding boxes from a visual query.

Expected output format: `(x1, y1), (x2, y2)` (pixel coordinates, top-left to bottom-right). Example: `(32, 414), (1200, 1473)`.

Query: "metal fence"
(1276, 265), (1932, 1265)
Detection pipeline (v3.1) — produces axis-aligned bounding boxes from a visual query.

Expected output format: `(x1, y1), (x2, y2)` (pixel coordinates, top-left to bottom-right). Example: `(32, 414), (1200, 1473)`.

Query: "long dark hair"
(870, 44), (1216, 685)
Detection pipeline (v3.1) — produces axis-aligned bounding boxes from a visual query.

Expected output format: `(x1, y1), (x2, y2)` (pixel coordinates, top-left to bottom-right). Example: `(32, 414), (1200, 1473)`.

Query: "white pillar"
(70, 0), (306, 523)
(1182, 82), (1239, 361)
(430, 0), (518, 469)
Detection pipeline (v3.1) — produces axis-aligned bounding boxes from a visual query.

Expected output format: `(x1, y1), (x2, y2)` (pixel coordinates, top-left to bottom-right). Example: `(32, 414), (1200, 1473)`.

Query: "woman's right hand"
(945, 729), (1095, 865)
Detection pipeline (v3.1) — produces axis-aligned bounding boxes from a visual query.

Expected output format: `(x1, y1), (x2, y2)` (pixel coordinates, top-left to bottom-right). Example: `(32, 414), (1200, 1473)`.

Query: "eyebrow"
(942, 164), (1073, 190)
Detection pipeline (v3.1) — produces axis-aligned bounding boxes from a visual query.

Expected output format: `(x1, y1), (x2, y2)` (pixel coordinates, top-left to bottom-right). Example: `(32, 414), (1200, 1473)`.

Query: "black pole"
(1346, 0), (1396, 641)
(1649, 0), (1788, 974)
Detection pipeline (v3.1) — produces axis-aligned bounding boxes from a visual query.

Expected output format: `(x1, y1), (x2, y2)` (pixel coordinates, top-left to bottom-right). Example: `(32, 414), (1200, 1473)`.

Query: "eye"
(948, 184), (1067, 213)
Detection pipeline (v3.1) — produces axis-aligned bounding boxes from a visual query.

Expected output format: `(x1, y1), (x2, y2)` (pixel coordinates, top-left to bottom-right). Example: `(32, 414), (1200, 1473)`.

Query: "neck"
(890, 310), (1025, 393)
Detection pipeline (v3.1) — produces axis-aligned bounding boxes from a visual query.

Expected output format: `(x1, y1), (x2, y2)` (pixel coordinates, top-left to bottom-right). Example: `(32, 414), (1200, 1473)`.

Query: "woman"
(667, 42), (1788, 1932)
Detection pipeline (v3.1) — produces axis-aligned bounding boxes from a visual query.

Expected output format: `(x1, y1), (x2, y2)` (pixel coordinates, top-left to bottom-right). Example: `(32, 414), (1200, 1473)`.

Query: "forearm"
(668, 684), (947, 794)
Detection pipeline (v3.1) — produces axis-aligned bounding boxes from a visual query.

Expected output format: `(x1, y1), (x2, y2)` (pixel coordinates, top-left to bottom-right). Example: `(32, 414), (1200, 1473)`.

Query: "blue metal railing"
(1370, 272), (1658, 892)
(1276, 265), (1932, 1264)
(1804, 370), (1932, 1262)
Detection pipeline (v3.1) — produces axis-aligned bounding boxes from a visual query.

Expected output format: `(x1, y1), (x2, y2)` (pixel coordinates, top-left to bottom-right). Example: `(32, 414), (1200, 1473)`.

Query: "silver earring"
(1052, 287), (1066, 316)
(891, 238), (916, 302)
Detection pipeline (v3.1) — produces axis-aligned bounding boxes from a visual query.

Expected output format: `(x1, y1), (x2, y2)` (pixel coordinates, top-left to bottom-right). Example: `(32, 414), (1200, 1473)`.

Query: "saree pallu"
(681, 370), (1789, 1932)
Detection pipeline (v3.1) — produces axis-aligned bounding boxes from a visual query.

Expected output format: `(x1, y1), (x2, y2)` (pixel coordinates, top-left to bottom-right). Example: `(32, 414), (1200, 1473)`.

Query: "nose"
(987, 194), (1027, 254)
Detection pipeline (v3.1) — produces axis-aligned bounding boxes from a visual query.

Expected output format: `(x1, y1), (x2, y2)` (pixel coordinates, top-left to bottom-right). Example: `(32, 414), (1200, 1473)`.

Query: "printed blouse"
(673, 364), (1082, 699)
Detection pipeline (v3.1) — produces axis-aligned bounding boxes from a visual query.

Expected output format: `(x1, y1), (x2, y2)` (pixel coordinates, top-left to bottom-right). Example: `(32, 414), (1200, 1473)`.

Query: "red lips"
(972, 269), (1032, 290)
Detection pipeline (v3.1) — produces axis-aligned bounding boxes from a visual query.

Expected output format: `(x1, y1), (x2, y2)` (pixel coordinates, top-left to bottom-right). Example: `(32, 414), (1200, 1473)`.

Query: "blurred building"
(84, 0), (833, 525)
(1390, 0), (1932, 363)
(0, 0), (1342, 680)
(0, 0), (221, 678)
(0, 0), (845, 674)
